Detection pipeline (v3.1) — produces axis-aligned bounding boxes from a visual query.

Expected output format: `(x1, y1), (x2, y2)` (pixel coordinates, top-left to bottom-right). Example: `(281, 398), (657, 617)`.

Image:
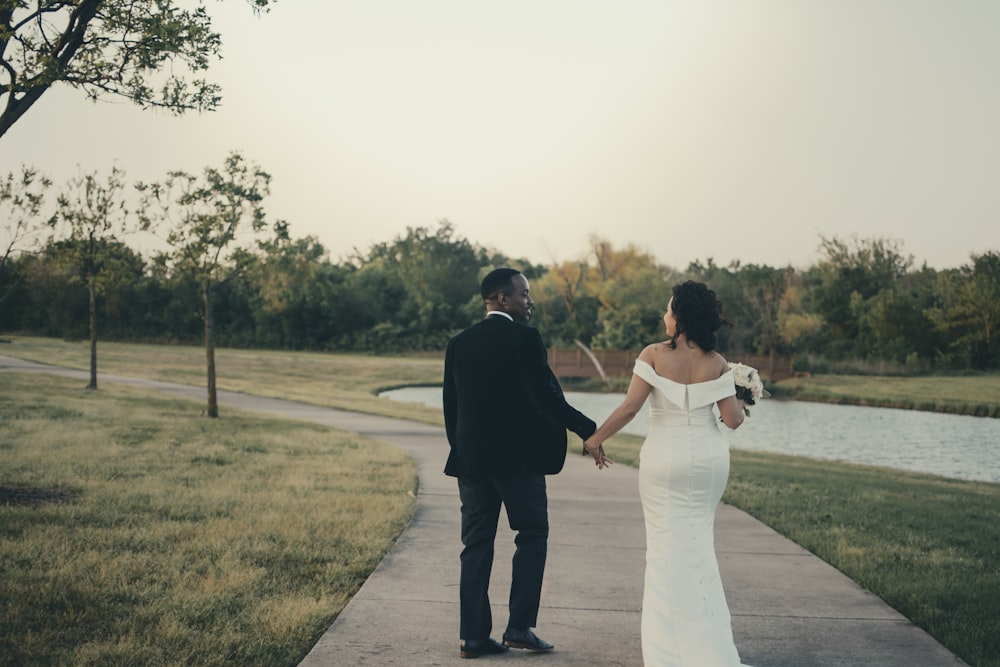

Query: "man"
(443, 267), (597, 659)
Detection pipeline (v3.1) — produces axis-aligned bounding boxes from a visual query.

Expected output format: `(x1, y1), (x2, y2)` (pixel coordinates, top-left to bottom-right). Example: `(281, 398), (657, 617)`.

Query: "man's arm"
(442, 339), (458, 446)
(521, 328), (596, 439)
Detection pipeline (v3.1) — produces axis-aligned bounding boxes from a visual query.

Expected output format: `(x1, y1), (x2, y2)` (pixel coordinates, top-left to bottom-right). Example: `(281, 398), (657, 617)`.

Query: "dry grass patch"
(0, 372), (417, 666)
(1, 336), (445, 425)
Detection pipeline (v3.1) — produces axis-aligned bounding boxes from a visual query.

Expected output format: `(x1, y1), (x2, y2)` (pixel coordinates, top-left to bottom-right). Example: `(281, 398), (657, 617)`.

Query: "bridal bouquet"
(729, 362), (769, 416)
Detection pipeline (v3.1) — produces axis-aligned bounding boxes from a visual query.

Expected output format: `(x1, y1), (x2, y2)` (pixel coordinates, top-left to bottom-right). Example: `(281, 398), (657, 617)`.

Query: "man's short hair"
(480, 268), (522, 301)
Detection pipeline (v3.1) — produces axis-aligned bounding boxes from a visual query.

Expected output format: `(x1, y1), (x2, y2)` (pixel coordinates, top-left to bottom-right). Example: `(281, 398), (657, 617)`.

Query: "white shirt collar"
(486, 311), (513, 322)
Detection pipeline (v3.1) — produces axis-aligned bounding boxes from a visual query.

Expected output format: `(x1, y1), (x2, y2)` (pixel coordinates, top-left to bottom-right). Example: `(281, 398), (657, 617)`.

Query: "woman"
(584, 280), (751, 667)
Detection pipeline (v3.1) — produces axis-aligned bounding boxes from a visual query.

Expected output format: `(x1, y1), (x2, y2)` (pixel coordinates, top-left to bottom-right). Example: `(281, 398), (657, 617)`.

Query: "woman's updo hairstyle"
(668, 280), (727, 352)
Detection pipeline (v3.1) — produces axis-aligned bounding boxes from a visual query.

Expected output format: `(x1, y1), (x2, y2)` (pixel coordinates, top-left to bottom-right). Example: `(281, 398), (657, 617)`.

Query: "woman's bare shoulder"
(709, 351), (732, 377)
(637, 343), (668, 362)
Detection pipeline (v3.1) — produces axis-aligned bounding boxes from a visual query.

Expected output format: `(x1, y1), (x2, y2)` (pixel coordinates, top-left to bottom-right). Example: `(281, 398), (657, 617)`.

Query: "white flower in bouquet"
(728, 362), (769, 416)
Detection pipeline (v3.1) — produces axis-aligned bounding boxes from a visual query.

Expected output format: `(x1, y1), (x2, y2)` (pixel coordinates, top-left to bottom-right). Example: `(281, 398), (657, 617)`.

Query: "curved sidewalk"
(0, 355), (967, 666)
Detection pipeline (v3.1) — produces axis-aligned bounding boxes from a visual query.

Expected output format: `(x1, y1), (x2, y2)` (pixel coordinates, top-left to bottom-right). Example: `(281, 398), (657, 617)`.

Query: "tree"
(0, 0), (272, 139)
(927, 251), (1000, 370)
(54, 166), (131, 388)
(138, 151), (278, 417)
(685, 258), (743, 352)
(590, 262), (674, 350)
(532, 259), (596, 346)
(354, 221), (486, 351)
(587, 238), (677, 349)
(20, 235), (144, 340)
(0, 165), (52, 314)
(776, 276), (823, 353)
(247, 228), (337, 349)
(532, 238), (677, 349)
(854, 268), (941, 367)
(732, 263), (790, 368)
(809, 235), (914, 358)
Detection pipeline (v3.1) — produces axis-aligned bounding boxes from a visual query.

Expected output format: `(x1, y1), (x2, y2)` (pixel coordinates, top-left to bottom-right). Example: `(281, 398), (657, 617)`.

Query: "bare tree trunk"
(87, 279), (97, 390)
(574, 339), (611, 387)
(204, 282), (218, 418)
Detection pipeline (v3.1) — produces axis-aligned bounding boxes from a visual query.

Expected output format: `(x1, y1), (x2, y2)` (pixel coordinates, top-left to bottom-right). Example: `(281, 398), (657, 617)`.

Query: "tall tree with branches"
(0, 0), (272, 139)
(138, 151), (277, 417)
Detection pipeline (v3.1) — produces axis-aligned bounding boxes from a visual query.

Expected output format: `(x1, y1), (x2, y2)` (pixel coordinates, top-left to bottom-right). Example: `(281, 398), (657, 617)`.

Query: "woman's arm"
(585, 374), (653, 450)
(714, 352), (745, 429)
(717, 395), (745, 429)
(583, 349), (655, 468)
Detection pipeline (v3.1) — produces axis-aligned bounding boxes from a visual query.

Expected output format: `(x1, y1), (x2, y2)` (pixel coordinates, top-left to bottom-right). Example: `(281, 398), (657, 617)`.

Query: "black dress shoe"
(460, 637), (509, 659)
(502, 627), (554, 652)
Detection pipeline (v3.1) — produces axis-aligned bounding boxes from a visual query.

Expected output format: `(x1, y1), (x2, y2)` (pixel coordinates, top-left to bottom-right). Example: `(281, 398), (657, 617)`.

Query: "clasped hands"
(583, 438), (612, 470)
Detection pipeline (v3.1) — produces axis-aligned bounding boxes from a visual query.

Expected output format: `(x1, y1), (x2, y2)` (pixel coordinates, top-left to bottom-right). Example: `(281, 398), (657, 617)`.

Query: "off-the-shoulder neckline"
(634, 358), (733, 387)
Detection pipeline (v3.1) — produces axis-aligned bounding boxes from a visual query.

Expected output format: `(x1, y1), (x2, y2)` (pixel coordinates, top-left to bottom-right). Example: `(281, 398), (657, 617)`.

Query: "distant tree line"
(2, 159), (999, 375)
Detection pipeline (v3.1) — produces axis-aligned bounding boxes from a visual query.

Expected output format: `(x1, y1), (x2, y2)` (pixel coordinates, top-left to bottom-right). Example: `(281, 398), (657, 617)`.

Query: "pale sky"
(1, 0), (998, 270)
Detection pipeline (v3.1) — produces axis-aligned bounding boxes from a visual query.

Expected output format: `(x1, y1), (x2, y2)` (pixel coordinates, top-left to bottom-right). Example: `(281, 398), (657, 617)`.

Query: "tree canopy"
(0, 0), (272, 138)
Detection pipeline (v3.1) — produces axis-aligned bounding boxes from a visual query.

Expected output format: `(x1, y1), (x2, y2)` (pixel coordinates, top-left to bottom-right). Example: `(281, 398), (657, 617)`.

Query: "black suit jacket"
(443, 315), (596, 478)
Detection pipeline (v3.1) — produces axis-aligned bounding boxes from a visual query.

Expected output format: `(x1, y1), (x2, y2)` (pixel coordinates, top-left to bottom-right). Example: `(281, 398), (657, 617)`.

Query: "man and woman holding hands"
(443, 268), (751, 666)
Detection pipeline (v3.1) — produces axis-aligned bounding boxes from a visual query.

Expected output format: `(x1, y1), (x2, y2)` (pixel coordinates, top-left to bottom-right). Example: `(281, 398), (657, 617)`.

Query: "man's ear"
(496, 291), (509, 307)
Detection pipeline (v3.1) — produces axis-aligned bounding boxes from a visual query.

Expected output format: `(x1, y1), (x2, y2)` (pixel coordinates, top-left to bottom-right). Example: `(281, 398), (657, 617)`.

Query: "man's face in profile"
(500, 274), (533, 323)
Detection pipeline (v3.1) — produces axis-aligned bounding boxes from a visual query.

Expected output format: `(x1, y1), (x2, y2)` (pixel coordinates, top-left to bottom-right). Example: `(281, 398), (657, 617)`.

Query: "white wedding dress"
(633, 360), (751, 667)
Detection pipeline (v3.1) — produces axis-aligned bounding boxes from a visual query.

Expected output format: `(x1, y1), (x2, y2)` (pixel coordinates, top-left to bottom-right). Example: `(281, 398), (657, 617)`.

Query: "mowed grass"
(600, 432), (1000, 667)
(0, 373), (418, 666)
(0, 336), (446, 425)
(774, 372), (1000, 417)
(725, 450), (1000, 667)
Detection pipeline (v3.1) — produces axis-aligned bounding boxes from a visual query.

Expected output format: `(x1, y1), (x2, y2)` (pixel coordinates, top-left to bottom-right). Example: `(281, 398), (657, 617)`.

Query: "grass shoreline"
(2, 336), (998, 666)
(767, 379), (1000, 418)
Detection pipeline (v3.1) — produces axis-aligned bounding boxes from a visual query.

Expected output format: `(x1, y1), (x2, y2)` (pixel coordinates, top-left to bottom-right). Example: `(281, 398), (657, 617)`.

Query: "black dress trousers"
(457, 474), (548, 640)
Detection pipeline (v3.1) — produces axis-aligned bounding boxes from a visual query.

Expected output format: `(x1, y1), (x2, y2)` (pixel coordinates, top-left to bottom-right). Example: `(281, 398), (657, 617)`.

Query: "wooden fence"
(548, 348), (795, 382)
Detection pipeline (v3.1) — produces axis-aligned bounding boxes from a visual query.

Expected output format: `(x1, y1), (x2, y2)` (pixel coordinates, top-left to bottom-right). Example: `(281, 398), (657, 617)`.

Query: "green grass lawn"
(0, 373), (417, 666)
(2, 336), (999, 666)
(725, 449), (1000, 667)
(772, 372), (1000, 417)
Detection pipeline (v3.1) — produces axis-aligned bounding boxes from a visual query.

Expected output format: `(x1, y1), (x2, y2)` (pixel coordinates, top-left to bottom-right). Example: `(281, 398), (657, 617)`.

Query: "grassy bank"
(771, 372), (1000, 417)
(0, 373), (417, 666)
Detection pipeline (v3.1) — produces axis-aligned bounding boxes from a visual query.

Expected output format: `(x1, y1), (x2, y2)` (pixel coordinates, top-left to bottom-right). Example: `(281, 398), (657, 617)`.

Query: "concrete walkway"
(0, 355), (968, 666)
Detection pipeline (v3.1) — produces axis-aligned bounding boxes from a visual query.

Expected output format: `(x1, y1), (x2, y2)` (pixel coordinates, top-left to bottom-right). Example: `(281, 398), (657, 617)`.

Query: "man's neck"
(487, 310), (513, 322)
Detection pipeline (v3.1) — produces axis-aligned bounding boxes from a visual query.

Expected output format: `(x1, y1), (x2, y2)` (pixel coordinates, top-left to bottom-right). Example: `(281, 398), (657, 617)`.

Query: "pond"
(379, 387), (1000, 484)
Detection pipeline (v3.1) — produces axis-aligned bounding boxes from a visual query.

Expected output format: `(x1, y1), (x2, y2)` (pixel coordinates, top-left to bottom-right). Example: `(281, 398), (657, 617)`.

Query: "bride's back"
(645, 338), (727, 385)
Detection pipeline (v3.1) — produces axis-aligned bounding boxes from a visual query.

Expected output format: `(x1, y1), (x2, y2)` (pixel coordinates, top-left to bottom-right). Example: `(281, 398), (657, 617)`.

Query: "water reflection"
(379, 387), (1000, 484)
